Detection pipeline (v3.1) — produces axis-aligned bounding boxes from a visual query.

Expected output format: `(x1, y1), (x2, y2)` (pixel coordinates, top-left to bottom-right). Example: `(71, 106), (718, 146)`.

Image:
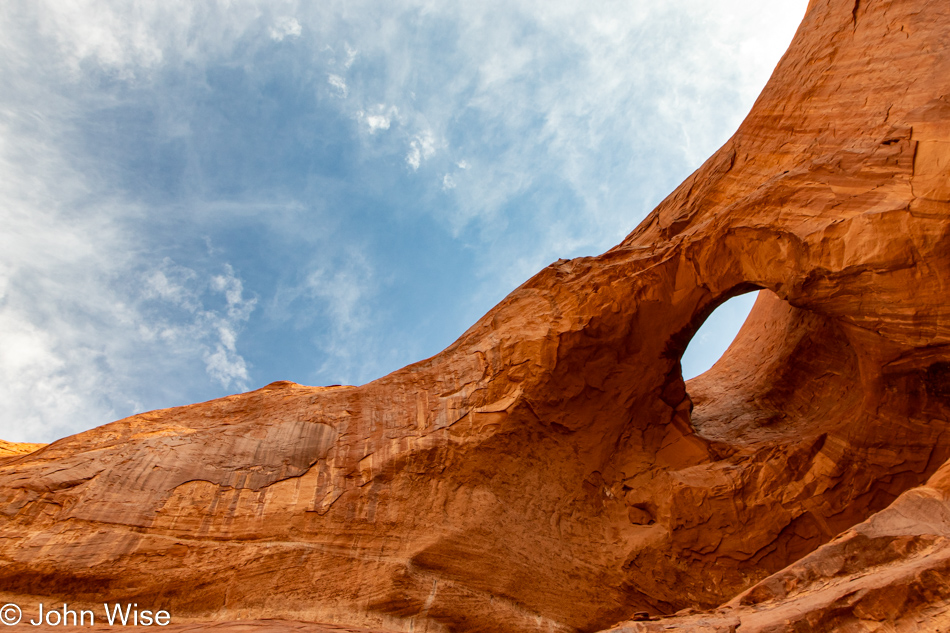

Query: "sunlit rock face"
(3, 0), (950, 631)
(0, 440), (45, 457)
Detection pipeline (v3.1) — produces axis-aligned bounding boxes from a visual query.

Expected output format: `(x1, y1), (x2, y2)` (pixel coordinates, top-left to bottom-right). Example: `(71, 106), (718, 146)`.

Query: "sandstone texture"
(3, 0), (950, 631)
(22, 619), (387, 633)
(0, 440), (46, 458)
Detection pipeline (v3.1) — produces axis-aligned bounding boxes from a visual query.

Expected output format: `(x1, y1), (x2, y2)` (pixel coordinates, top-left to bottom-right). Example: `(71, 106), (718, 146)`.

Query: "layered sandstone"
(604, 456), (950, 631)
(3, 0), (950, 631)
(0, 440), (45, 458)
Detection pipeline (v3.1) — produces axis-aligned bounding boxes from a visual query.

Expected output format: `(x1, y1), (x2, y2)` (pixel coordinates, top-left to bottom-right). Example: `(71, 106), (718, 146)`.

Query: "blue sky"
(0, 1), (806, 443)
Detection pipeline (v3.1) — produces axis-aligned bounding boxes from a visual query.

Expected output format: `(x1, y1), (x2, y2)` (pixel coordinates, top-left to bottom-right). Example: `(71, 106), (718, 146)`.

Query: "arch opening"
(683, 288), (863, 445)
(664, 286), (950, 607)
(681, 291), (759, 381)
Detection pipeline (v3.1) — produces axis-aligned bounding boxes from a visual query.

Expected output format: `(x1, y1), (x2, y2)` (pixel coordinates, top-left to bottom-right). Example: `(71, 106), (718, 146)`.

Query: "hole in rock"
(681, 289), (942, 543)
(682, 288), (863, 446)
(665, 288), (945, 612)
(680, 291), (758, 380)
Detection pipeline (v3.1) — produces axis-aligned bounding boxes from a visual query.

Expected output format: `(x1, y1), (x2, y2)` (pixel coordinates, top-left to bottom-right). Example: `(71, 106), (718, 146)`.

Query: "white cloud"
(0, 88), (137, 441)
(212, 265), (256, 320)
(204, 343), (249, 387)
(406, 129), (436, 170)
(328, 73), (348, 97)
(252, 0), (802, 257)
(359, 104), (399, 133)
(139, 260), (257, 390)
(366, 114), (390, 131)
(294, 0), (805, 318)
(143, 264), (199, 311)
(202, 268), (257, 389)
(0, 0), (808, 442)
(305, 254), (373, 336)
(343, 43), (359, 68)
(296, 252), (388, 383)
(0, 98), (257, 441)
(269, 16), (302, 41)
(37, 1), (165, 78)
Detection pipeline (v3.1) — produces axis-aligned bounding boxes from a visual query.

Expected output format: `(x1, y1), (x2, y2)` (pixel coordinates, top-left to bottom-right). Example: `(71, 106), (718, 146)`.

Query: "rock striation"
(3, 0), (950, 631)
(0, 440), (45, 458)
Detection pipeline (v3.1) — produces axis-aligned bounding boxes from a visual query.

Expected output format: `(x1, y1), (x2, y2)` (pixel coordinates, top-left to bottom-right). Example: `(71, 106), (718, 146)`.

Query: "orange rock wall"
(3, 0), (950, 631)
(0, 440), (45, 457)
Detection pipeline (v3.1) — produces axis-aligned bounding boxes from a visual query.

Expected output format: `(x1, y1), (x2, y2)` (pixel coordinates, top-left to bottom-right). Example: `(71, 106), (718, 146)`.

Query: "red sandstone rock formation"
(3, 0), (950, 631)
(0, 440), (45, 458)
(604, 456), (950, 631)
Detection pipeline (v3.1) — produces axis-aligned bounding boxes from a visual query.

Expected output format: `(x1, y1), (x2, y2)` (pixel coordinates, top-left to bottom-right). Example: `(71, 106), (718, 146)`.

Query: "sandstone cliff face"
(605, 456), (950, 632)
(0, 441), (45, 458)
(3, 0), (950, 631)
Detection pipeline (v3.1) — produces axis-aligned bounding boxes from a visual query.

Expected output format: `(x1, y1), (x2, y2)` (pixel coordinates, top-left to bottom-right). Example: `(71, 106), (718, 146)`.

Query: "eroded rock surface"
(3, 0), (950, 631)
(0, 440), (45, 458)
(604, 458), (950, 632)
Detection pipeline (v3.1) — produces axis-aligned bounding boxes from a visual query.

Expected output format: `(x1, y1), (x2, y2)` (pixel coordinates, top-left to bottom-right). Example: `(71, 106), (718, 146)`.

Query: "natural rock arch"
(3, 0), (950, 631)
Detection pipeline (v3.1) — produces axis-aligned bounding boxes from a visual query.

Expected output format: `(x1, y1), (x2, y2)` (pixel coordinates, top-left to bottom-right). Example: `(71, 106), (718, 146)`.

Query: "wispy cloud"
(406, 129), (437, 170)
(299, 252), (383, 384)
(343, 43), (359, 68)
(306, 258), (373, 336)
(327, 73), (348, 97)
(0, 10), (260, 440)
(0, 0), (807, 443)
(359, 105), (398, 133)
(366, 115), (390, 132)
(325, 0), (805, 243)
(140, 260), (257, 390)
(0, 70), (140, 441)
(269, 16), (301, 41)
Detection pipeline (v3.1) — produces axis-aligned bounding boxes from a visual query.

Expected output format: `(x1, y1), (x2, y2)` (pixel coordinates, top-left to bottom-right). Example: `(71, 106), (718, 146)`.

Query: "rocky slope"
(3, 0), (950, 631)
(0, 440), (45, 458)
